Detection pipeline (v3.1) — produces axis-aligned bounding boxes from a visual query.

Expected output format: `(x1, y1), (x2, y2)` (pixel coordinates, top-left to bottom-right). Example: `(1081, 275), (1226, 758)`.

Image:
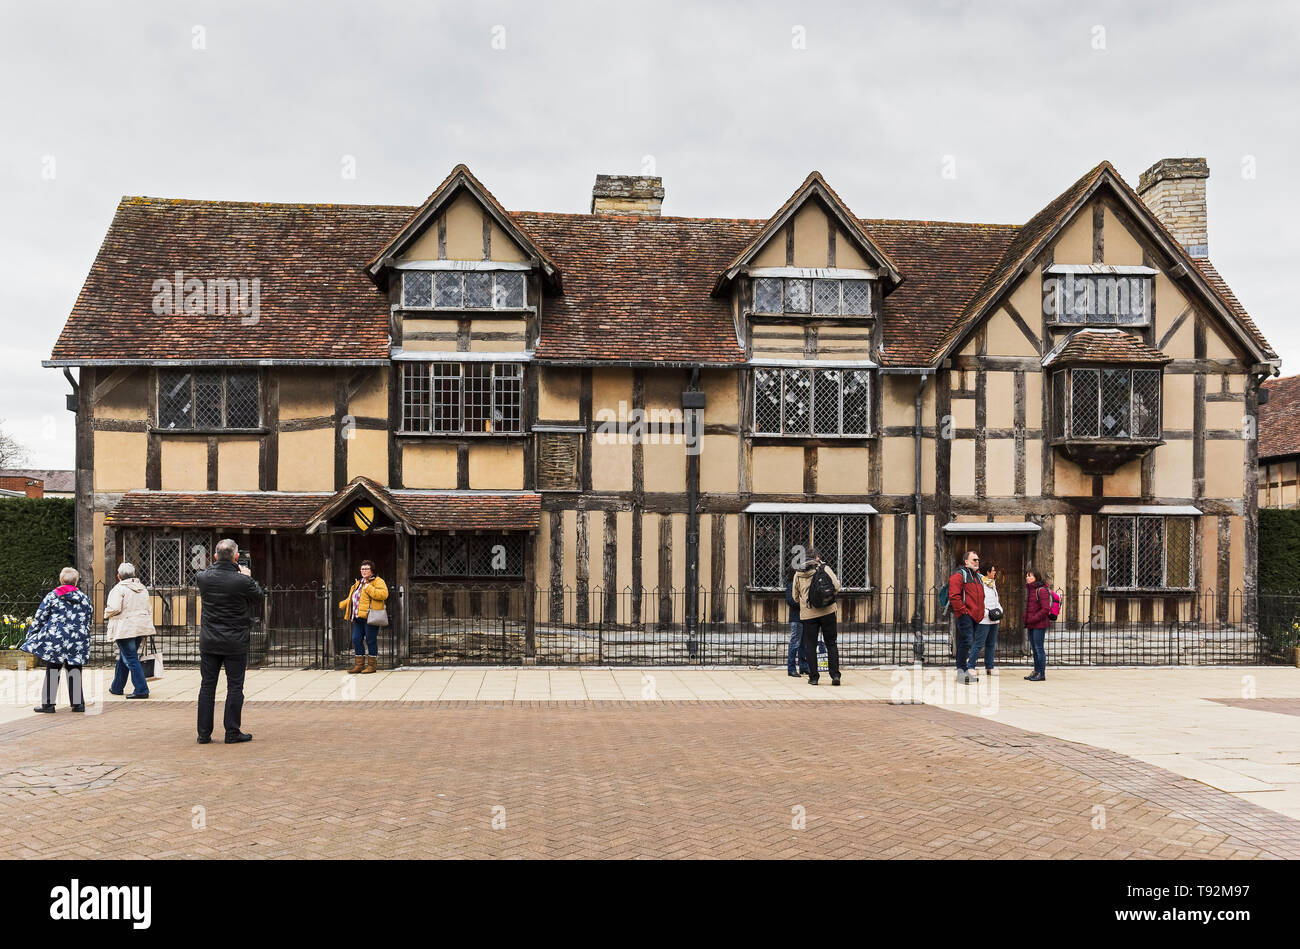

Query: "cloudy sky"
(1, 0), (1296, 468)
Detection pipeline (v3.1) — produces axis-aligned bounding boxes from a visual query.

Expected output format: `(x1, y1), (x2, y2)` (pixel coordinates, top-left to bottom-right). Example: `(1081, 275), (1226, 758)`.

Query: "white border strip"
(744, 502), (877, 514)
(1097, 505), (1202, 516)
(942, 521), (1042, 534)
(390, 348), (533, 362)
(747, 358), (878, 369)
(1044, 264), (1159, 275)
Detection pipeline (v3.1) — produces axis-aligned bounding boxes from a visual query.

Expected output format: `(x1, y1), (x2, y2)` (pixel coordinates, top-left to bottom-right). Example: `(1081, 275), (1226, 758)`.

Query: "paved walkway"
(3, 698), (1298, 859)
(2, 664), (1298, 851)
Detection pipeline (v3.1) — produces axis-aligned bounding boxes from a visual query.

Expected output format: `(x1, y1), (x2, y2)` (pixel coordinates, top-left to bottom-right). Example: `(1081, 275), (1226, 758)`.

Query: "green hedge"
(0, 498), (75, 596)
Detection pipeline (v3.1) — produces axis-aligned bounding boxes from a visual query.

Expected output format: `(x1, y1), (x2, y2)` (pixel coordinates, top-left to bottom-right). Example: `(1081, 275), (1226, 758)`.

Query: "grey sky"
(2, 0), (1296, 467)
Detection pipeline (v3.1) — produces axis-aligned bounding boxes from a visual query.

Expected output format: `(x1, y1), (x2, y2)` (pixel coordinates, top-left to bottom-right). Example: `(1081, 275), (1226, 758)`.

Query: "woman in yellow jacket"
(338, 560), (388, 674)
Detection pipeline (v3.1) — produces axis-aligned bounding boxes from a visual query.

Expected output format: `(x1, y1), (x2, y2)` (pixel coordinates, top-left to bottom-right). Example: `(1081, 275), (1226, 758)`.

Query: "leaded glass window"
(752, 367), (871, 436)
(401, 363), (524, 434)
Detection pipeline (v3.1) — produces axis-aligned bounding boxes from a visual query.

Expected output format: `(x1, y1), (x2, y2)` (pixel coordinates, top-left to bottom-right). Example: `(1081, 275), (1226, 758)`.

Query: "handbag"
(988, 608), (1003, 622)
(139, 636), (164, 680)
(365, 607), (389, 628)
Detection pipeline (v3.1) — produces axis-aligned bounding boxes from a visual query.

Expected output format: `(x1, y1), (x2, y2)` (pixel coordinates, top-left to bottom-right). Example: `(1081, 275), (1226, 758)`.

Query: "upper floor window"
(158, 369), (260, 430)
(1052, 367), (1161, 441)
(401, 362), (523, 434)
(753, 367), (871, 436)
(1044, 272), (1151, 326)
(1105, 515), (1194, 590)
(753, 277), (870, 316)
(751, 512), (870, 591)
(401, 270), (526, 310)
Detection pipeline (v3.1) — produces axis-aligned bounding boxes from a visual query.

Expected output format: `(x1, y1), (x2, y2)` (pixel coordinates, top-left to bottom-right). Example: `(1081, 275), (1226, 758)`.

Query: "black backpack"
(807, 565), (837, 609)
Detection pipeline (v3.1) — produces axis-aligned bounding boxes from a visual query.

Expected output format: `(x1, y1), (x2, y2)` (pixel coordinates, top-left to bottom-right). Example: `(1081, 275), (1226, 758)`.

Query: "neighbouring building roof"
(1042, 329), (1173, 367)
(0, 468), (75, 493)
(1259, 375), (1300, 461)
(48, 162), (1275, 368)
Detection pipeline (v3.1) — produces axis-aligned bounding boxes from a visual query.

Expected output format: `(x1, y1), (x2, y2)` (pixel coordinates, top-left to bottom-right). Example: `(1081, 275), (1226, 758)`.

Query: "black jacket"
(196, 561), (263, 655)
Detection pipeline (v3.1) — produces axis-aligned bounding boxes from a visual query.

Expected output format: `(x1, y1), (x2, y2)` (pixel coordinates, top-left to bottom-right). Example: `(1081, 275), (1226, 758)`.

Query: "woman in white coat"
(104, 563), (155, 698)
(968, 563), (1003, 676)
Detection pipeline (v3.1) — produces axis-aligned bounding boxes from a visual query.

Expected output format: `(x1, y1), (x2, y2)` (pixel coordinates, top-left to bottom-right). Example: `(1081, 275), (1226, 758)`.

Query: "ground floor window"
(751, 513), (869, 591)
(412, 533), (524, 579)
(122, 530), (214, 587)
(1105, 515), (1194, 590)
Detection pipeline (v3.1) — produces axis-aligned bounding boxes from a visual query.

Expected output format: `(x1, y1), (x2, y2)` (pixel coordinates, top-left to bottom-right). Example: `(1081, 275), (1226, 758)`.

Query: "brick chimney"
(591, 175), (664, 216)
(1137, 157), (1209, 258)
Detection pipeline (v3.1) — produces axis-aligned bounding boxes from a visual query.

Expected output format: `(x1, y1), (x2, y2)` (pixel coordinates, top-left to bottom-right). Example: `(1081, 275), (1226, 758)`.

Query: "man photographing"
(195, 538), (263, 744)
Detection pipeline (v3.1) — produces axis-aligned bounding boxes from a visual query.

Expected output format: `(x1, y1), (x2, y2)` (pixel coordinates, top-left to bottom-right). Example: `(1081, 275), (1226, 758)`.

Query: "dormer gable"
(713, 171), (903, 299)
(939, 161), (1275, 368)
(367, 164), (560, 292)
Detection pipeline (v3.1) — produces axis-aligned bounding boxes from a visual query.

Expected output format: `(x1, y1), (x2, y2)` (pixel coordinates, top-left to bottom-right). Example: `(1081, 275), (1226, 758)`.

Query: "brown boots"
(347, 655), (378, 674)
(347, 655), (365, 674)
(362, 656), (377, 675)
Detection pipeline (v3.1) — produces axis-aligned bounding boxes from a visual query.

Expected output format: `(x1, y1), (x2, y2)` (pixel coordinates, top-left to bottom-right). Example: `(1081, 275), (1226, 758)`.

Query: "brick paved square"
(2, 699), (1298, 859)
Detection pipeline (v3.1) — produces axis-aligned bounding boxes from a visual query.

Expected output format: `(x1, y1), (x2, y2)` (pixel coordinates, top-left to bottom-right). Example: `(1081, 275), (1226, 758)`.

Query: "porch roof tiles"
(105, 489), (543, 533)
(105, 491), (331, 529)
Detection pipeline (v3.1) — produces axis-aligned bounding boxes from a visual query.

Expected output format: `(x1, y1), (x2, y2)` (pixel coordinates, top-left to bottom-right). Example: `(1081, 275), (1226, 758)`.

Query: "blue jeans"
(970, 623), (998, 670)
(787, 620), (808, 674)
(351, 618), (377, 656)
(110, 636), (148, 696)
(954, 614), (975, 671)
(1028, 627), (1047, 677)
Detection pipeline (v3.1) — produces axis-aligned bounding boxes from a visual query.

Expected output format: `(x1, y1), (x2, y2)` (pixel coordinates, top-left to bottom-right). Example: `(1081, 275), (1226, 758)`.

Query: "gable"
(396, 191), (530, 264)
(749, 200), (872, 270)
(714, 172), (902, 295)
(367, 164), (559, 288)
(938, 166), (1274, 367)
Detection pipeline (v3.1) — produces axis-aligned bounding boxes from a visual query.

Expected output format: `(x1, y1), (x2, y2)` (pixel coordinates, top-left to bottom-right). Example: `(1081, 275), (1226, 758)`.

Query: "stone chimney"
(1137, 157), (1209, 258)
(590, 175), (664, 216)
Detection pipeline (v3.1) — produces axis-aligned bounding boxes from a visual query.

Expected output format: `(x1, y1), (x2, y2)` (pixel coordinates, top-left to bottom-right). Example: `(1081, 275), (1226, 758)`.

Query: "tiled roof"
(1192, 259), (1275, 360)
(104, 488), (542, 532)
(0, 469), (74, 493)
(390, 491), (541, 531)
(49, 163), (1274, 368)
(1043, 329), (1172, 366)
(517, 212), (757, 363)
(1259, 375), (1300, 461)
(866, 219), (1019, 365)
(105, 491), (331, 528)
(52, 198), (408, 362)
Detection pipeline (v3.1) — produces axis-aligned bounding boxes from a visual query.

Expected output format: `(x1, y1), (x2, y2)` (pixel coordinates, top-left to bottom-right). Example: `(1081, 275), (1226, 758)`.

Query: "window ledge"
(396, 431), (527, 438)
(398, 306), (535, 316)
(747, 587), (874, 595)
(151, 427), (267, 436)
(750, 434), (875, 444)
(1097, 587), (1198, 597)
(1045, 320), (1151, 330)
(746, 311), (873, 321)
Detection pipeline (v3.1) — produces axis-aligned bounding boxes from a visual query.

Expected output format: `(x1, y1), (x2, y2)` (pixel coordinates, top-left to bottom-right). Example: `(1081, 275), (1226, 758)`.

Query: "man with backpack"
(945, 551), (985, 684)
(793, 549), (842, 686)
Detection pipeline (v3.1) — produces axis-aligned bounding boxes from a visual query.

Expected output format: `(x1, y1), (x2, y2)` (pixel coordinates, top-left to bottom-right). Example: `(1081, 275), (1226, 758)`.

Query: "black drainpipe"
(683, 369), (705, 657)
(913, 371), (929, 661)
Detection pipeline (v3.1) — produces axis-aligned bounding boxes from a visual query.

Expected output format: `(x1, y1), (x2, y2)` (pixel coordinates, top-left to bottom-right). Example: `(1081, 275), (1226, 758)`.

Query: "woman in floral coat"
(21, 567), (93, 713)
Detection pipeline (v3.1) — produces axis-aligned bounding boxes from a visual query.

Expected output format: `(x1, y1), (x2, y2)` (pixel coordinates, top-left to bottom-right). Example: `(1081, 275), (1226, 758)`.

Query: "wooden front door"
(949, 534), (1028, 659)
(331, 530), (397, 655)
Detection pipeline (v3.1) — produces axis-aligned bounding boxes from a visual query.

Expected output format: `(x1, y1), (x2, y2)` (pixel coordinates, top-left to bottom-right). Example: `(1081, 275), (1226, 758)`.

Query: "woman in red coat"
(1022, 568), (1051, 681)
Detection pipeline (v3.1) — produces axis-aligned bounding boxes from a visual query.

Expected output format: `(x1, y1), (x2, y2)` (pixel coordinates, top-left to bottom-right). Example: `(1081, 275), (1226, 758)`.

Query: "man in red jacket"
(948, 551), (985, 683)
